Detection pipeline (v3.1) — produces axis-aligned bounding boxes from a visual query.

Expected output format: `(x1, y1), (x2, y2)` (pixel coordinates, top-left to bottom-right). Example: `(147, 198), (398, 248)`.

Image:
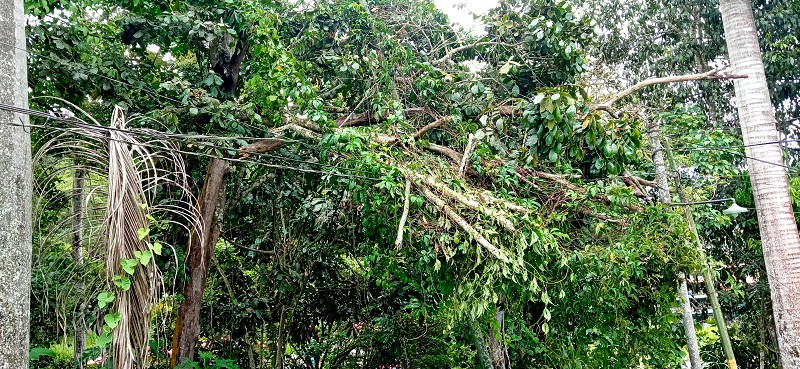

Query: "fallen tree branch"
(458, 134), (476, 177)
(395, 177), (412, 251)
(621, 176), (648, 199)
(418, 185), (508, 262)
(413, 116), (452, 139)
(419, 174), (516, 233)
(336, 107), (428, 127)
(578, 208), (626, 225)
(590, 67), (748, 117)
(519, 168), (644, 212)
(432, 41), (506, 66)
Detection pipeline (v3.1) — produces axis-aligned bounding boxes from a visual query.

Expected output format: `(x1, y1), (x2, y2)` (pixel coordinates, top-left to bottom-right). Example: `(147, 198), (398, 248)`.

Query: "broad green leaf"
(137, 227), (149, 240)
(135, 250), (153, 265)
(121, 259), (138, 275)
(104, 312), (121, 329)
(151, 242), (163, 255)
(97, 291), (115, 309)
(113, 275), (131, 291)
(29, 347), (55, 361)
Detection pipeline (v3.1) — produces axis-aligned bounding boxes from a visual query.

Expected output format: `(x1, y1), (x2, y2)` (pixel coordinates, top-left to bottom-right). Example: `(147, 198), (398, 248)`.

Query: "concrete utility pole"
(0, 0), (33, 367)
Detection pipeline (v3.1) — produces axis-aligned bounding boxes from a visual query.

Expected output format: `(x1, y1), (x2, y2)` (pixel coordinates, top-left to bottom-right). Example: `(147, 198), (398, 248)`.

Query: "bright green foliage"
(25, 0), (712, 368)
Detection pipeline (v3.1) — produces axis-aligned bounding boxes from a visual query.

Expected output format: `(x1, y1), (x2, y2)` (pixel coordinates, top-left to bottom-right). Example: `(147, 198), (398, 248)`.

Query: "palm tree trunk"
(719, 1), (800, 367)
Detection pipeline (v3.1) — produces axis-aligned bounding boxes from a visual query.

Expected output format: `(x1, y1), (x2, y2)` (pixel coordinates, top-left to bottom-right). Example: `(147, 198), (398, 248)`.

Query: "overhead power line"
(0, 103), (380, 181)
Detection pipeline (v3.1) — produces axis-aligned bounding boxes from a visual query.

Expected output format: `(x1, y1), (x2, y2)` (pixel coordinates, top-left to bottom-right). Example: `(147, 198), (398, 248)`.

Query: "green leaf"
(137, 227), (150, 240)
(151, 242), (163, 255)
(551, 93), (561, 101)
(97, 291), (115, 309)
(30, 347), (55, 361)
(134, 250), (153, 266)
(189, 107), (199, 115)
(533, 93), (546, 104)
(113, 275), (131, 291)
(548, 150), (558, 162)
(93, 333), (112, 348)
(104, 312), (121, 329)
(121, 258), (138, 275)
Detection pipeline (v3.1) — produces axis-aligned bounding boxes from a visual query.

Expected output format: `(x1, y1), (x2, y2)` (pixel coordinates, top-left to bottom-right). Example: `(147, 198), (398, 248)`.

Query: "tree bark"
(170, 138), (287, 367)
(0, 0), (33, 367)
(679, 277), (703, 369)
(72, 167), (87, 368)
(488, 297), (510, 369)
(468, 319), (494, 369)
(719, 1), (800, 366)
(170, 158), (231, 366)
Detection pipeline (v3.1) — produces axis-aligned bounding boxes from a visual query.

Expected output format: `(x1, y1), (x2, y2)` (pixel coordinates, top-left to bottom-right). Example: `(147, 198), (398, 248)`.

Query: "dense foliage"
(22, 0), (794, 368)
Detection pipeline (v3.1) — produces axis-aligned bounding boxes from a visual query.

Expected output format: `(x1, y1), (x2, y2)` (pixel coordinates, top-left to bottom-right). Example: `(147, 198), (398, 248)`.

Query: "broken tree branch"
(413, 116), (452, 139)
(458, 134), (476, 177)
(590, 67), (748, 116)
(418, 185), (508, 262)
(432, 41), (507, 66)
(336, 107), (428, 127)
(419, 174), (516, 233)
(578, 208), (626, 225)
(395, 177), (412, 250)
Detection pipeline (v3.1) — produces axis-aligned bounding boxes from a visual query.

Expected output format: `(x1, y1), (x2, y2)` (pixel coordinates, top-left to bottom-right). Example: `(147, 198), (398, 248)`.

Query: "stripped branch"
(520, 168), (644, 212)
(579, 208), (626, 225)
(590, 67), (748, 117)
(419, 174), (516, 233)
(336, 107), (427, 127)
(413, 116), (452, 139)
(458, 134), (476, 177)
(418, 185), (508, 262)
(395, 177), (412, 250)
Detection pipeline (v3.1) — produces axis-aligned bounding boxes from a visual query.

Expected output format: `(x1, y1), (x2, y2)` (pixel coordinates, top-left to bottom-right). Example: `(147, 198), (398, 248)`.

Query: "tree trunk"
(72, 167), (86, 368)
(274, 305), (288, 369)
(170, 158), (231, 367)
(468, 319), (494, 369)
(719, 1), (800, 366)
(648, 122), (703, 369)
(760, 296), (767, 369)
(0, 0), (33, 367)
(488, 297), (510, 369)
(679, 277), (703, 369)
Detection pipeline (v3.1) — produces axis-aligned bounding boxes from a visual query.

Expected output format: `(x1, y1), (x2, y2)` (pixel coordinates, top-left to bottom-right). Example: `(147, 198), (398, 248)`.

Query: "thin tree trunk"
(274, 305), (288, 369)
(171, 158), (232, 367)
(719, 1), (800, 367)
(245, 330), (256, 369)
(648, 122), (703, 369)
(679, 277), (703, 369)
(468, 319), (494, 369)
(72, 167), (87, 368)
(488, 297), (510, 369)
(0, 0), (33, 367)
(760, 296), (767, 369)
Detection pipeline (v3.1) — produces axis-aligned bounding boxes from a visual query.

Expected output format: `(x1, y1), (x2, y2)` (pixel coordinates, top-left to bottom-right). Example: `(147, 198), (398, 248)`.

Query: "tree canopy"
(19, 0), (800, 368)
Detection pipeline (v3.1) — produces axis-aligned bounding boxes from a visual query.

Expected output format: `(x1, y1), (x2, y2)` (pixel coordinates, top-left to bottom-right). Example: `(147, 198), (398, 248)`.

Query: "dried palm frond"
(32, 101), (199, 369)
